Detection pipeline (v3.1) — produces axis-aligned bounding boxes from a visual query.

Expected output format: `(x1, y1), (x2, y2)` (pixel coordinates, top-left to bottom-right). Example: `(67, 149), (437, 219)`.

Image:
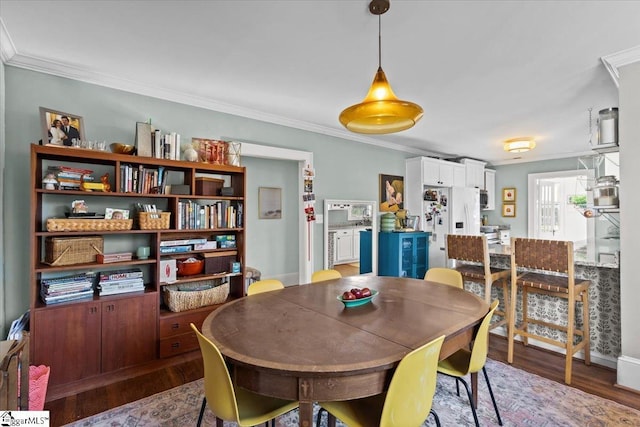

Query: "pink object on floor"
(29, 365), (50, 411)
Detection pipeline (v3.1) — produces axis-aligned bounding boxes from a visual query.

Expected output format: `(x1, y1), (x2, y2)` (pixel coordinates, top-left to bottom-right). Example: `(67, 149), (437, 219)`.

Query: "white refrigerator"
(423, 187), (481, 268)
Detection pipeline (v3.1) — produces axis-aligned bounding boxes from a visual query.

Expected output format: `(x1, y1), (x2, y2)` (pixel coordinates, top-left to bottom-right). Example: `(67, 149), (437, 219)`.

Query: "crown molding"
(601, 45), (640, 88)
(0, 23), (436, 158)
(0, 18), (17, 63)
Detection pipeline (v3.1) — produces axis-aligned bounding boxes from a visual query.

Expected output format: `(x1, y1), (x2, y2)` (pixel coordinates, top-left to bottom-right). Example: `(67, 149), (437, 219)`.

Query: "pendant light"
(504, 137), (536, 153)
(339, 0), (423, 134)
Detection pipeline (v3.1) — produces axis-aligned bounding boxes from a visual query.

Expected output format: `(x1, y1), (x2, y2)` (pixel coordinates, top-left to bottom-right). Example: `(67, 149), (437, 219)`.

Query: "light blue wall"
(1, 66), (410, 332)
(486, 157), (584, 237)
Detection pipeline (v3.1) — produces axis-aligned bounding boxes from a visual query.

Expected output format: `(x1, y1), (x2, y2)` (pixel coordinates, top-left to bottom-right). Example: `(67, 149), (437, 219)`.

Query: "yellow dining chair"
(246, 279), (284, 296)
(424, 267), (464, 288)
(318, 334), (446, 427)
(311, 269), (342, 283)
(190, 324), (298, 427)
(437, 300), (502, 427)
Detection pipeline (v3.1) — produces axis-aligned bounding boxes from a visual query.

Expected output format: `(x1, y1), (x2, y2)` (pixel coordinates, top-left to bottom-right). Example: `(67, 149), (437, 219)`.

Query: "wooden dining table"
(201, 276), (489, 427)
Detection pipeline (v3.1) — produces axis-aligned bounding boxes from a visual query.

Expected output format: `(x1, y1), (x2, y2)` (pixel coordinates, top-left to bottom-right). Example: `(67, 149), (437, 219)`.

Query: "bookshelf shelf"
(30, 143), (246, 396)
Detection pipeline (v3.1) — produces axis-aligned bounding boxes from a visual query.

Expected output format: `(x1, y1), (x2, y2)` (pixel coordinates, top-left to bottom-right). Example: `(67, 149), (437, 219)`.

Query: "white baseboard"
(490, 327), (618, 370)
(617, 355), (640, 392)
(273, 272), (301, 287)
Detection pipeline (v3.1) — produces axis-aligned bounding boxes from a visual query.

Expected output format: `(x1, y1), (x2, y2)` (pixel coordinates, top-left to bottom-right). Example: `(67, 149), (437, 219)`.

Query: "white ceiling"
(1, 1), (639, 165)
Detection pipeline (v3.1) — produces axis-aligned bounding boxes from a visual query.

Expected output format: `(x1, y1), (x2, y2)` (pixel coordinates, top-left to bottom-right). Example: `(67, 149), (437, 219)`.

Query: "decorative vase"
(380, 213), (396, 232)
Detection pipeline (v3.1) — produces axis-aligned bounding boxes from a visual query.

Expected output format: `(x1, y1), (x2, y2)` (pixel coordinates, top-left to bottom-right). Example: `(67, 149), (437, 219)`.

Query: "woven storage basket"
(138, 212), (171, 230)
(46, 218), (133, 232)
(163, 281), (229, 312)
(45, 236), (104, 266)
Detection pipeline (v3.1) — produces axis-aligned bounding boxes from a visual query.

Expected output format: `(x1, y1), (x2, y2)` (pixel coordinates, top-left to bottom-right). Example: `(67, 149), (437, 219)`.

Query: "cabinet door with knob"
(378, 232), (430, 279)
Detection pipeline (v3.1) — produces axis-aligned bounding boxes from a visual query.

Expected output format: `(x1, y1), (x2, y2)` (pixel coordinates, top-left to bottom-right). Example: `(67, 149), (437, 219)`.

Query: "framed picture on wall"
(502, 187), (516, 202)
(502, 203), (516, 217)
(379, 174), (404, 212)
(259, 187), (282, 219)
(39, 107), (85, 146)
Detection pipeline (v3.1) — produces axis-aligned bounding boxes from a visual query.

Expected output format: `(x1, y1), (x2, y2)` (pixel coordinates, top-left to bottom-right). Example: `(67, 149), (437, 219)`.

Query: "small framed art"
(502, 187), (516, 202)
(502, 203), (516, 217)
(259, 187), (282, 219)
(40, 107), (85, 146)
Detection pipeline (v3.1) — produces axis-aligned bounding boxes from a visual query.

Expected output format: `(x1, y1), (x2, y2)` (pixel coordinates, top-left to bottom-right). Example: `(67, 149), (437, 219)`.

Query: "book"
(41, 289), (94, 304)
(160, 238), (207, 247)
(41, 272), (95, 286)
(99, 268), (143, 281)
(159, 245), (192, 254)
(99, 285), (145, 296)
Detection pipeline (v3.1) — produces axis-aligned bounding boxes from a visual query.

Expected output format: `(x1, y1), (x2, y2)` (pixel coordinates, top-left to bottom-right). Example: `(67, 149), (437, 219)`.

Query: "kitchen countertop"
(488, 242), (619, 269)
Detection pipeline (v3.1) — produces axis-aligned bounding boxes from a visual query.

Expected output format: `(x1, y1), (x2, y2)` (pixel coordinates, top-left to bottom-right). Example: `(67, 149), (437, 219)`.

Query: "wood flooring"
(45, 335), (639, 427)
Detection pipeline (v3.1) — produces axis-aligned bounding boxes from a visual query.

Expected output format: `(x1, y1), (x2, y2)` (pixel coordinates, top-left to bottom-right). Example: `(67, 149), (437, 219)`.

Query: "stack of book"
(97, 268), (145, 296)
(159, 238), (208, 254)
(47, 165), (95, 190)
(176, 200), (243, 230)
(40, 272), (95, 304)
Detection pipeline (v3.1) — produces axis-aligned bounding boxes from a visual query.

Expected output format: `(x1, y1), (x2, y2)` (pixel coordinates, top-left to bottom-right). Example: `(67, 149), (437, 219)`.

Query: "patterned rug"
(64, 359), (640, 426)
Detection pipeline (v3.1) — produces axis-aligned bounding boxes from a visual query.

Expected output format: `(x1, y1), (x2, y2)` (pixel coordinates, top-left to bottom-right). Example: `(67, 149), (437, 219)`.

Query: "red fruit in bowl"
(342, 291), (356, 300)
(351, 288), (363, 299)
(361, 287), (372, 298)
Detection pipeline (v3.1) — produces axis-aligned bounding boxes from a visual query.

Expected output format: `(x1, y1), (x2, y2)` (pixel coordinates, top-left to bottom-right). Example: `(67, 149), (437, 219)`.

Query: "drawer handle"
(171, 323), (180, 329)
(171, 343), (180, 348)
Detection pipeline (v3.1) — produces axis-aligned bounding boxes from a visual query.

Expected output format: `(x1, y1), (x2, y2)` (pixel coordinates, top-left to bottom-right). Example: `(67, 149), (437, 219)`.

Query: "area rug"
(64, 359), (640, 426)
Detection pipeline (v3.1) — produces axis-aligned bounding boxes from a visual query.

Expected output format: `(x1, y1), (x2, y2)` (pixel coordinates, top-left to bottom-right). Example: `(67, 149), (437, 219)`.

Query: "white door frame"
(240, 142), (313, 284)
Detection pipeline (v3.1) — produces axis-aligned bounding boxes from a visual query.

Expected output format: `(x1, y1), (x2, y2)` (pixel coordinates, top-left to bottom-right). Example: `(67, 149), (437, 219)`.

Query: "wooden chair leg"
(521, 287), (529, 347)
(501, 278), (509, 329)
(507, 282), (518, 364)
(582, 291), (591, 366)
(565, 293), (576, 385)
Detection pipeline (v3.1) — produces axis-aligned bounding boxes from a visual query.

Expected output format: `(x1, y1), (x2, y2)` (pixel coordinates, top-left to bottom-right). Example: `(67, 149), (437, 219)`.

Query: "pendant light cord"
(378, 14), (382, 69)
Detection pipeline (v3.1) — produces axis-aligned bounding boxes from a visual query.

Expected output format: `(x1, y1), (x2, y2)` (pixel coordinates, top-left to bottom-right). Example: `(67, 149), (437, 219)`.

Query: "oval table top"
(202, 276), (489, 426)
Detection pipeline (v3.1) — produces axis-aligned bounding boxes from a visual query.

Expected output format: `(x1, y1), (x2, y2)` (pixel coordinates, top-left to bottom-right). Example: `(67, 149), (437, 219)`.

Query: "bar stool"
(508, 238), (590, 385)
(446, 234), (510, 330)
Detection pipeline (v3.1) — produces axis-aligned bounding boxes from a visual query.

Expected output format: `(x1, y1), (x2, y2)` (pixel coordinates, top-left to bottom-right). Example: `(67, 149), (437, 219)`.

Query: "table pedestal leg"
(299, 401), (313, 427)
(471, 372), (478, 407)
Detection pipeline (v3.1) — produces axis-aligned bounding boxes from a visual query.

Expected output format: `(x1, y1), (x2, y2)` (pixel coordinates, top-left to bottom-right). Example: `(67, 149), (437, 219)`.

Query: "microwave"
(479, 190), (489, 209)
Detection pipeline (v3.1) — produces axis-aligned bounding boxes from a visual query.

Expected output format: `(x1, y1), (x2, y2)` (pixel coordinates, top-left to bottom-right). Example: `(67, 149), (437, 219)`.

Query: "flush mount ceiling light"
(339, 0), (423, 134)
(504, 137), (536, 153)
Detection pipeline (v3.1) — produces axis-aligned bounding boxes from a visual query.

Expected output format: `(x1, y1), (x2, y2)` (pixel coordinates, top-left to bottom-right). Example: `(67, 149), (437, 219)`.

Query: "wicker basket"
(138, 212), (171, 230)
(45, 236), (104, 266)
(46, 218), (133, 232)
(163, 280), (229, 312)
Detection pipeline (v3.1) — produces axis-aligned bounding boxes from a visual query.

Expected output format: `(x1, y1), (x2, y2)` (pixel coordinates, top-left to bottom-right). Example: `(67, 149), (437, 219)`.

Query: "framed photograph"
(502, 187), (516, 202)
(259, 187), (282, 219)
(502, 203), (516, 217)
(39, 107), (85, 146)
(105, 208), (130, 220)
(379, 174), (404, 212)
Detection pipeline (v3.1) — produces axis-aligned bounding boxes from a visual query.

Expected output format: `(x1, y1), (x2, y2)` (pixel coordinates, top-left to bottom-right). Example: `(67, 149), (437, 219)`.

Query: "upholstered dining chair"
(190, 324), (298, 427)
(508, 238), (590, 385)
(437, 300), (502, 427)
(246, 279), (284, 296)
(424, 267), (464, 288)
(318, 335), (446, 427)
(446, 234), (510, 330)
(311, 269), (342, 283)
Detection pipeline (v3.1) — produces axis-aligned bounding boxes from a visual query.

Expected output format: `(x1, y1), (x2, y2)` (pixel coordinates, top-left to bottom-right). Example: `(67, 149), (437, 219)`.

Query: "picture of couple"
(40, 107), (85, 146)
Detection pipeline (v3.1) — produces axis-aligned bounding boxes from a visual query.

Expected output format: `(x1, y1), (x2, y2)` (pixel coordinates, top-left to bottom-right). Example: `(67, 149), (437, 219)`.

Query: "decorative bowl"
(177, 257), (204, 276)
(110, 143), (136, 155)
(337, 289), (378, 307)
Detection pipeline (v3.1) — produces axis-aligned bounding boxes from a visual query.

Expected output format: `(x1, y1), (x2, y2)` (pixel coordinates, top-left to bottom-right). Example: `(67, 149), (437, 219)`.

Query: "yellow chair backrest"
(424, 267), (464, 288)
(190, 324), (240, 421)
(247, 279), (284, 296)
(469, 299), (499, 373)
(380, 334), (445, 426)
(311, 269), (342, 283)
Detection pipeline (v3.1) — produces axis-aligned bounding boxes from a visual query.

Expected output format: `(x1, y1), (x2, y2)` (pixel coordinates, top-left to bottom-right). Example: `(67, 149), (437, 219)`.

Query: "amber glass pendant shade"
(339, 67), (424, 134)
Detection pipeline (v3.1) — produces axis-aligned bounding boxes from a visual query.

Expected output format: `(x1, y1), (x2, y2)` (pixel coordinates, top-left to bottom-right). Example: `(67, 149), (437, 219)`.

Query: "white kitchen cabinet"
(484, 169), (496, 211)
(461, 158), (486, 188)
(422, 157), (455, 186)
(335, 229), (354, 263)
(452, 163), (466, 187)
